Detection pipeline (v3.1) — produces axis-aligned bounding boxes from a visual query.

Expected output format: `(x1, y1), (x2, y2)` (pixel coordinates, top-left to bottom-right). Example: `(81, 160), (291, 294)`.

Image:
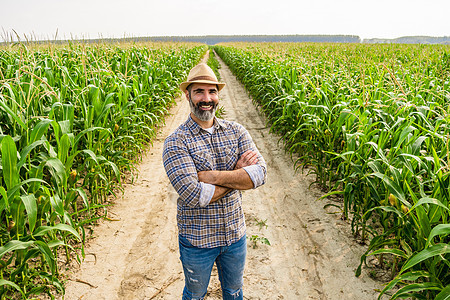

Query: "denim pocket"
(179, 235), (195, 249)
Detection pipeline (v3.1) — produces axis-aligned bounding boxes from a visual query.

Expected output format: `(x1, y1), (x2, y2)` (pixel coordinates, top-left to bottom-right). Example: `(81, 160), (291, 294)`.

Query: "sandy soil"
(60, 53), (385, 299)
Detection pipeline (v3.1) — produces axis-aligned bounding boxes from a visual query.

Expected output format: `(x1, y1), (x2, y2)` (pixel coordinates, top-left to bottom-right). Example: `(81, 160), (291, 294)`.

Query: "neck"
(190, 113), (214, 129)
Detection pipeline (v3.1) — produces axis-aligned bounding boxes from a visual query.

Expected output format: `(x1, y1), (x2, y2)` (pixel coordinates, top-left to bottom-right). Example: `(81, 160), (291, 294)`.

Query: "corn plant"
(214, 42), (450, 299)
(0, 41), (206, 299)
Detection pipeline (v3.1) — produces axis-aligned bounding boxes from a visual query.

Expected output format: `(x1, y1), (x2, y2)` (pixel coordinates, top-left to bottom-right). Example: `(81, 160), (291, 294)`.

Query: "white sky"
(1, 0), (449, 42)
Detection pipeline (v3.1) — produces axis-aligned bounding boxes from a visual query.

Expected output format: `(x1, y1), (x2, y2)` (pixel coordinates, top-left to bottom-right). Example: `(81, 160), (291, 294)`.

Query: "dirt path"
(61, 54), (384, 299)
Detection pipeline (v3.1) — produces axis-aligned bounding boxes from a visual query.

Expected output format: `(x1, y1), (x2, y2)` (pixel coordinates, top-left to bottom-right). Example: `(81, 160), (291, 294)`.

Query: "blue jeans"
(178, 234), (247, 300)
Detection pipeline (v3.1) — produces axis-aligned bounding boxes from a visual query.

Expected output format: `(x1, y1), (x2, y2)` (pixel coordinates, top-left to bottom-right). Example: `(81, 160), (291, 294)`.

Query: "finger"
(241, 150), (253, 159)
(247, 152), (258, 161)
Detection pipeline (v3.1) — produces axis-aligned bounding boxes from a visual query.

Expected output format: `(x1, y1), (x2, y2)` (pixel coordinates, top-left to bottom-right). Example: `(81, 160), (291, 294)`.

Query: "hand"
(235, 150), (259, 170)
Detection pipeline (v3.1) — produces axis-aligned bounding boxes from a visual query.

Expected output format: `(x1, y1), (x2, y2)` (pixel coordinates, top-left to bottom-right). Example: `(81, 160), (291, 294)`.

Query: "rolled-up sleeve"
(243, 165), (265, 188)
(163, 135), (203, 208)
(237, 124), (267, 187)
(199, 183), (215, 207)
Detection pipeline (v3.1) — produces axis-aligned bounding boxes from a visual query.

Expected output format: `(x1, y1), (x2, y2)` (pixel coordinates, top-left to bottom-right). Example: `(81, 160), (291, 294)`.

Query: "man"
(163, 63), (267, 300)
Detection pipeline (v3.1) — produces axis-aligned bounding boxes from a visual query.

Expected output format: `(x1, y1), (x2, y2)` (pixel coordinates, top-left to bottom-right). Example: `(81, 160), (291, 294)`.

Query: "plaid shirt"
(163, 115), (267, 248)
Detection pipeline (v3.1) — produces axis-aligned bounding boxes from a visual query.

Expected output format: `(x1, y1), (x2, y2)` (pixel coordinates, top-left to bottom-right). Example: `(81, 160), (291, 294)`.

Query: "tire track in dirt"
(60, 53), (384, 300)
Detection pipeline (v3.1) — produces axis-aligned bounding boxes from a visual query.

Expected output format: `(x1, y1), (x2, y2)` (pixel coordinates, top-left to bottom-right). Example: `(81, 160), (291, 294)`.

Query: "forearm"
(210, 185), (232, 203)
(198, 169), (254, 190)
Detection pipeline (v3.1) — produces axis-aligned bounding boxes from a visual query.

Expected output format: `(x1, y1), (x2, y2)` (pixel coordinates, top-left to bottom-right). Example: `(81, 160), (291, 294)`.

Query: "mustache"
(196, 101), (217, 108)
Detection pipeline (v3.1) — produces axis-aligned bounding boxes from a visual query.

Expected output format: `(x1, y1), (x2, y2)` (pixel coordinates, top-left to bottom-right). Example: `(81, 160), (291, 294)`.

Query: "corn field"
(0, 41), (206, 299)
(214, 43), (450, 299)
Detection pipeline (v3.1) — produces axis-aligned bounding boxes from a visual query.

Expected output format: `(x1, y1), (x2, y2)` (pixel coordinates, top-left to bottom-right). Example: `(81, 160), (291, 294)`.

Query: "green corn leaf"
(51, 119), (62, 143)
(58, 134), (70, 164)
(87, 105), (95, 128)
(33, 224), (81, 241)
(21, 194), (37, 232)
(102, 157), (120, 179)
(399, 153), (425, 169)
(377, 271), (432, 300)
(65, 149), (81, 170)
(73, 187), (89, 210)
(0, 279), (25, 298)
(435, 285), (450, 300)
(95, 103), (116, 127)
(411, 136), (427, 156)
(0, 240), (35, 258)
(431, 145), (441, 173)
(73, 126), (106, 148)
(0, 94), (27, 130)
(356, 233), (397, 277)
(63, 103), (75, 131)
(400, 243), (450, 274)
(7, 178), (47, 203)
(34, 240), (56, 275)
(372, 171), (408, 207)
(22, 248), (41, 265)
(88, 85), (101, 111)
(369, 248), (408, 259)
(47, 239), (67, 249)
(82, 149), (100, 165)
(1, 135), (19, 190)
(400, 239), (413, 257)
(50, 194), (64, 217)
(39, 272), (64, 292)
(45, 157), (67, 190)
(58, 120), (71, 135)
(17, 139), (48, 170)
(405, 180), (431, 237)
(391, 282), (442, 300)
(367, 160), (384, 174)
(363, 205), (403, 220)
(366, 142), (389, 164)
(426, 224), (450, 248)
(29, 118), (52, 144)
(48, 101), (63, 120)
(408, 197), (450, 214)
(0, 186), (8, 213)
(394, 125), (416, 150)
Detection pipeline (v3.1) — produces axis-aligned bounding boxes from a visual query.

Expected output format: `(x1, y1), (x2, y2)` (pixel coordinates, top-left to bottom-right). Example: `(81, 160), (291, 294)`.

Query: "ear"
(184, 89), (190, 100)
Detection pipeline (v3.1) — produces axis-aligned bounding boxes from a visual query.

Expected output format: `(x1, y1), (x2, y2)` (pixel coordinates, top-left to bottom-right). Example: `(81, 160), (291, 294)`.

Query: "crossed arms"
(163, 131), (266, 208)
(198, 149), (259, 203)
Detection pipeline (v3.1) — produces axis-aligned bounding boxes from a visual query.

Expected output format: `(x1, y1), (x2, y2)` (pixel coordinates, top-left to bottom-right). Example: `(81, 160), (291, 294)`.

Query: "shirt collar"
(186, 114), (226, 135)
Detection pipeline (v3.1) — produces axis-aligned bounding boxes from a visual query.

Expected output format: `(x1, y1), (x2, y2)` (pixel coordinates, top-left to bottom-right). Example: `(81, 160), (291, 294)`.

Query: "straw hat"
(179, 63), (225, 92)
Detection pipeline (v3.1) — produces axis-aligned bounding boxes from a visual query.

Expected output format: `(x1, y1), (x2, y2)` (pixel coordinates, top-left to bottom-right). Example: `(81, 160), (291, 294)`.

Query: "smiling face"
(185, 83), (219, 127)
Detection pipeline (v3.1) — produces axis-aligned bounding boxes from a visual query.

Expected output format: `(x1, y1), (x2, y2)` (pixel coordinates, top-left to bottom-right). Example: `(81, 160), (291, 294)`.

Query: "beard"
(188, 96), (217, 122)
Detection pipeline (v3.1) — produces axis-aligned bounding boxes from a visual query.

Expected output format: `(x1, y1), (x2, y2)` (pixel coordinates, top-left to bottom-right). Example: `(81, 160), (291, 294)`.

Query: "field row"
(214, 42), (450, 299)
(0, 42), (206, 298)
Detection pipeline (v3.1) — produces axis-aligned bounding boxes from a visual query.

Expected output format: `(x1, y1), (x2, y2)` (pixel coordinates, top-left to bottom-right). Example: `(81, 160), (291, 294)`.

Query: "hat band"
(189, 75), (217, 82)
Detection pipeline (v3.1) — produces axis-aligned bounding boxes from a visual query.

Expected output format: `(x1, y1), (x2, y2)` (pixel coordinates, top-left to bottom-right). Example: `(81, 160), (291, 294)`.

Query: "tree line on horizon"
(140, 34), (450, 45)
(2, 34), (450, 45)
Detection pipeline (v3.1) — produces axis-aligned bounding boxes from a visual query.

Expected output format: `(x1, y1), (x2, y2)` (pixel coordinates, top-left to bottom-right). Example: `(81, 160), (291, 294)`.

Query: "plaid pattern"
(163, 115), (267, 248)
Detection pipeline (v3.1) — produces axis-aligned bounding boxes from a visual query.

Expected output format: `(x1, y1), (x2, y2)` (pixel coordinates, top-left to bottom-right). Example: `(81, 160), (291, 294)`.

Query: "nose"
(201, 91), (214, 101)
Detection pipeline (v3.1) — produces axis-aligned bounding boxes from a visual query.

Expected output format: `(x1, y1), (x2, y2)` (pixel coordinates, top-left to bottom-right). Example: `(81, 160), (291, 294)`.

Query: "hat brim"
(180, 80), (226, 93)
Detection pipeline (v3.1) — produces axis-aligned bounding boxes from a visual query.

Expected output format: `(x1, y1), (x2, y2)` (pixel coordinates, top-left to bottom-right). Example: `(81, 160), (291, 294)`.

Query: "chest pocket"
(190, 149), (213, 171)
(216, 144), (238, 171)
